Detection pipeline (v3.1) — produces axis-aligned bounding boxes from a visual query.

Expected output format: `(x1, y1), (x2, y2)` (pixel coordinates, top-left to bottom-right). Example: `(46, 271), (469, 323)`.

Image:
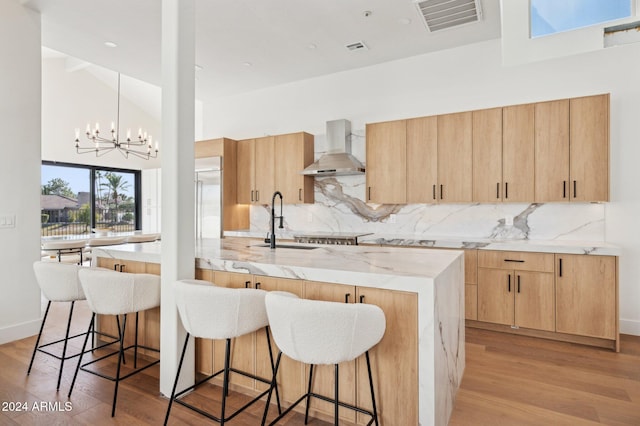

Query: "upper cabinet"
(406, 116), (438, 203)
(236, 133), (314, 205)
(274, 132), (315, 204)
(502, 104), (535, 202)
(535, 94), (609, 202)
(437, 112), (473, 202)
(472, 108), (503, 202)
(366, 120), (407, 204)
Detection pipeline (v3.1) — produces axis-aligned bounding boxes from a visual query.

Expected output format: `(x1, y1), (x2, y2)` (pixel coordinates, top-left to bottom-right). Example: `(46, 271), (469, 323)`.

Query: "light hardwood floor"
(1, 299), (639, 425)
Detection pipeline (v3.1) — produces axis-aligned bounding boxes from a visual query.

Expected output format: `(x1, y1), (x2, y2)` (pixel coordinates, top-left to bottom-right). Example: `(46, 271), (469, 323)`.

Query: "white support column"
(160, 0), (196, 396)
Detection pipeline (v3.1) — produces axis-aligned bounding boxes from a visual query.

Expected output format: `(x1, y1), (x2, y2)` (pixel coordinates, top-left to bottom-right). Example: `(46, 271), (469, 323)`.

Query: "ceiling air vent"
(414, 0), (482, 32)
(346, 41), (368, 51)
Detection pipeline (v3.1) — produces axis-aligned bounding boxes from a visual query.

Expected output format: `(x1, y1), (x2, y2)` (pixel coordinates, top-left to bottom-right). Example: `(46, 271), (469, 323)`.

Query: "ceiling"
(22, 0), (501, 102)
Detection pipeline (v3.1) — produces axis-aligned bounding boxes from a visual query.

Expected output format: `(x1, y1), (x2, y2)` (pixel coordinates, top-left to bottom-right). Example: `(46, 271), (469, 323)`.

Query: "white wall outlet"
(505, 215), (514, 226)
(389, 214), (397, 224)
(307, 212), (313, 222)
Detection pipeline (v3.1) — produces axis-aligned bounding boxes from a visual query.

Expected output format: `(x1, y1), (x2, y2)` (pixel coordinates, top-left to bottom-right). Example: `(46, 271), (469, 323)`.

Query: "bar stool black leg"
(111, 314), (127, 417)
(334, 364), (339, 426)
(164, 332), (190, 426)
(261, 351), (283, 426)
(69, 314), (95, 398)
(134, 312), (139, 368)
(27, 300), (51, 375)
(56, 301), (75, 391)
(115, 315), (126, 365)
(264, 327), (282, 414)
(365, 351), (379, 426)
(220, 338), (232, 425)
(304, 364), (314, 424)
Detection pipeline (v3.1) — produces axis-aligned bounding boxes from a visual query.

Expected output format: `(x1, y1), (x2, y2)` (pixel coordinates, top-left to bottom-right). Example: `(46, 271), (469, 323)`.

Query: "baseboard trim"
(620, 319), (640, 336)
(0, 318), (41, 345)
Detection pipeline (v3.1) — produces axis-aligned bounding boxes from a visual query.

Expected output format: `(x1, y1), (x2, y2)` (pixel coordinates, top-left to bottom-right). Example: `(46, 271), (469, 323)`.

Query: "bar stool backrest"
(265, 292), (386, 365)
(33, 261), (85, 302)
(173, 279), (269, 340)
(78, 268), (160, 315)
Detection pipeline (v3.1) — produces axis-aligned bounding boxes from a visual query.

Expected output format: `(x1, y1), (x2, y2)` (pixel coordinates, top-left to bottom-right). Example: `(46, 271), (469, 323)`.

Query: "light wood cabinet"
(472, 108), (503, 202)
(237, 133), (314, 205)
(355, 286), (418, 426)
(477, 251), (555, 332)
(556, 254), (617, 340)
(535, 94), (609, 202)
(464, 249), (478, 320)
(366, 119), (407, 204)
(406, 116), (438, 203)
(303, 281), (357, 423)
(274, 132), (315, 204)
(569, 94), (610, 202)
(437, 112), (473, 202)
(502, 103), (535, 202)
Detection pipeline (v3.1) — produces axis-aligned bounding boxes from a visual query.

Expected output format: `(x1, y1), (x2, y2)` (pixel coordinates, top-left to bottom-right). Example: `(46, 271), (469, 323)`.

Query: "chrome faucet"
(270, 191), (284, 249)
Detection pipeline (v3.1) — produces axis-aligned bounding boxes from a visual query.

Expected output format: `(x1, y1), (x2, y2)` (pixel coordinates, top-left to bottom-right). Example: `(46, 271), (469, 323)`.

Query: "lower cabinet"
(477, 251), (555, 332)
(464, 249), (478, 320)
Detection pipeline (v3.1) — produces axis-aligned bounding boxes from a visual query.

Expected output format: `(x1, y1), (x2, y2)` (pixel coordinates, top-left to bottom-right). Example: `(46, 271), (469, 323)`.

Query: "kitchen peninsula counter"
(93, 237), (465, 426)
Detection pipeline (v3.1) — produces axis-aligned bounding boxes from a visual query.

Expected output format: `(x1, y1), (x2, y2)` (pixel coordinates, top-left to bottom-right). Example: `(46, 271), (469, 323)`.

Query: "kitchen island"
(93, 237), (465, 426)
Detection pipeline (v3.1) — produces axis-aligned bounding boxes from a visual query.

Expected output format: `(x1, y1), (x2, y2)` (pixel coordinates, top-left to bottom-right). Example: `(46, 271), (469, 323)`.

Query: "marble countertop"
(92, 237), (463, 290)
(223, 230), (621, 256)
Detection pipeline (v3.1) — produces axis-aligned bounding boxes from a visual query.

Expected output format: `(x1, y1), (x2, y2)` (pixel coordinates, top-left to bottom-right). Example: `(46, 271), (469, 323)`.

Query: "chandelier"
(74, 73), (159, 160)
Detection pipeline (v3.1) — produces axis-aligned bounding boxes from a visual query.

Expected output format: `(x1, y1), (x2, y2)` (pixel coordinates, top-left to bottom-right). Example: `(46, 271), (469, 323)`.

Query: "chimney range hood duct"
(301, 119), (365, 176)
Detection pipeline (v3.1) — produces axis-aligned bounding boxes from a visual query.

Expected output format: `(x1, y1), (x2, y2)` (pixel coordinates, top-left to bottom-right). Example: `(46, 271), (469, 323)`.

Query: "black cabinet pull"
(251, 190), (254, 202)
(432, 184), (436, 200)
(505, 182), (509, 199)
(255, 282), (261, 289)
(359, 295), (365, 303)
(344, 293), (350, 303)
(563, 181), (567, 198)
(508, 275), (511, 292)
(496, 182), (500, 199)
(368, 187), (371, 201)
(245, 280), (251, 288)
(440, 184), (443, 200)
(120, 264), (125, 272)
(504, 259), (525, 263)
(114, 264), (119, 271)
(559, 258), (563, 277)
(256, 190), (259, 202)
(517, 275), (521, 293)
(299, 188), (302, 201)
(573, 180), (577, 198)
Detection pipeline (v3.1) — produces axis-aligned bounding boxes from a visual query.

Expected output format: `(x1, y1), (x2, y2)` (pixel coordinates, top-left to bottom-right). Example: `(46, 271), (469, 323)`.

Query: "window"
(41, 162), (141, 236)
(531, 0), (632, 38)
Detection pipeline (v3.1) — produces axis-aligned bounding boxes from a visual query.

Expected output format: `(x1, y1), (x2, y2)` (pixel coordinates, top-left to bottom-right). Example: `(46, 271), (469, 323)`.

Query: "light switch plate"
(0, 214), (16, 229)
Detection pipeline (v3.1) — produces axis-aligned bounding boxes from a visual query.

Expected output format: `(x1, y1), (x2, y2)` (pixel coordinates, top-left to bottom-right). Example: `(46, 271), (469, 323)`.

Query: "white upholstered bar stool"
(29, 261), (116, 391)
(41, 239), (89, 264)
(68, 267), (161, 417)
(164, 279), (281, 426)
(125, 233), (160, 243)
(263, 292), (386, 426)
(84, 236), (127, 266)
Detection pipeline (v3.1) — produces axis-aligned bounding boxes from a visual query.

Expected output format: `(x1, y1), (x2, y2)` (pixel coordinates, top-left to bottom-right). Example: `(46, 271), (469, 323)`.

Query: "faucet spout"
(270, 191), (284, 249)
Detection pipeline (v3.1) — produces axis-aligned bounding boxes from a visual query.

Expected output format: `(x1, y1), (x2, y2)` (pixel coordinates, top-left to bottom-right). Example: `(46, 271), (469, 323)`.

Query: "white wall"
(42, 58), (163, 170)
(202, 38), (640, 335)
(0, 1), (43, 344)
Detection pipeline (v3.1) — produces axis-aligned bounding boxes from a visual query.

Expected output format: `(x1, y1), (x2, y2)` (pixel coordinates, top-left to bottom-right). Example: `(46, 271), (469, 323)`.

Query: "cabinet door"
(212, 272), (256, 390)
(465, 249), (478, 320)
(503, 104), (535, 202)
(236, 138), (255, 204)
(472, 108), (503, 202)
(406, 116), (438, 203)
(366, 120), (407, 204)
(437, 112), (472, 202)
(274, 133), (314, 203)
(535, 99), (570, 202)
(570, 94), (609, 202)
(304, 281), (357, 423)
(355, 287), (418, 426)
(556, 255), (617, 339)
(477, 268), (514, 325)
(254, 136), (275, 204)
(514, 271), (555, 331)
(255, 276), (305, 405)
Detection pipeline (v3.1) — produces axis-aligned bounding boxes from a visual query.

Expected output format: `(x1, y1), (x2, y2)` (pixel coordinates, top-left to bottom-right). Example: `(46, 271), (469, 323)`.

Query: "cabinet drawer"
(478, 250), (554, 273)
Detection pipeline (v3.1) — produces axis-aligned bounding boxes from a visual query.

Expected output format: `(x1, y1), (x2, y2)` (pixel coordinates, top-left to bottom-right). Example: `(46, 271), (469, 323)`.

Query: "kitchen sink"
(251, 244), (319, 250)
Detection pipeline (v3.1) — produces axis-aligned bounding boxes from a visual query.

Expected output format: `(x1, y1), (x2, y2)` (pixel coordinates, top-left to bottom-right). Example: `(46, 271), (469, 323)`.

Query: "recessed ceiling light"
(363, 10), (372, 18)
(104, 41), (117, 48)
(308, 43), (317, 50)
(398, 18), (412, 25)
(243, 62), (253, 67)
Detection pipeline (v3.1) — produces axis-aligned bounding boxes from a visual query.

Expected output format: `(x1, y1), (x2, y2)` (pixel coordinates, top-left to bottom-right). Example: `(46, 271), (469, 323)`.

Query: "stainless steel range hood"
(301, 119), (365, 176)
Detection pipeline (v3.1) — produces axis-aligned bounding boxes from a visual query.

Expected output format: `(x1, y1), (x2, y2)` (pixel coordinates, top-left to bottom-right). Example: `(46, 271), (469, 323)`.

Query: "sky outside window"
(531, 0), (632, 38)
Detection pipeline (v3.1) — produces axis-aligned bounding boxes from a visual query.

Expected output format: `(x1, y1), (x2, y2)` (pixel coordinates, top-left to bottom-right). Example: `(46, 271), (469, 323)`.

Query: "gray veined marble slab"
(93, 237), (465, 425)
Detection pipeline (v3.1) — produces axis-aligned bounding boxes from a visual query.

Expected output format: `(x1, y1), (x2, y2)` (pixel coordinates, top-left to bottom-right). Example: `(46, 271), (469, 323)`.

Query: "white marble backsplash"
(250, 128), (605, 242)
